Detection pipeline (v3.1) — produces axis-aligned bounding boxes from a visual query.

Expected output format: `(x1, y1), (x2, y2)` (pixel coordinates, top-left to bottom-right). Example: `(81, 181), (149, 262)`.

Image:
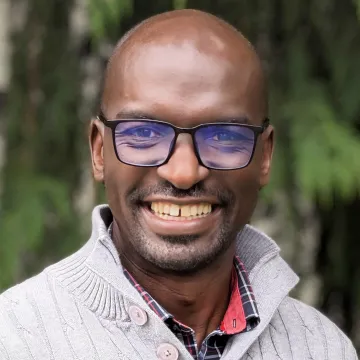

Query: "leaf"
(88, 0), (133, 42)
(173, 0), (187, 10)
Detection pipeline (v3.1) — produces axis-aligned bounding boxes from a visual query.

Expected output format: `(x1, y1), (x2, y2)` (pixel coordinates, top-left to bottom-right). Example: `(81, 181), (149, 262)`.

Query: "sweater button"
(156, 343), (179, 360)
(128, 305), (148, 326)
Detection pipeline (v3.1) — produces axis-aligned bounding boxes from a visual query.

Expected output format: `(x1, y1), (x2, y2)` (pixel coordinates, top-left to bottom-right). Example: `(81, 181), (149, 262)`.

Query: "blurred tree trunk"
(0, 0), (84, 289)
(0, 0), (10, 188)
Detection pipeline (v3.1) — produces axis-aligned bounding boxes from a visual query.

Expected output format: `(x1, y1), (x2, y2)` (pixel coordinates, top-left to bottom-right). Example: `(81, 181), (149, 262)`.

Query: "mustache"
(128, 181), (234, 206)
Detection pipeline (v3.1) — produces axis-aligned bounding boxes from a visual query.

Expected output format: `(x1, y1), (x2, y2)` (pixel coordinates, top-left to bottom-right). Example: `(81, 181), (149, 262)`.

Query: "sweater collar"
(49, 204), (299, 357)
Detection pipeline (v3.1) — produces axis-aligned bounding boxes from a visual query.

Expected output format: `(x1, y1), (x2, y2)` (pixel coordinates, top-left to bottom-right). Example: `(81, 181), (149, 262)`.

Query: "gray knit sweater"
(0, 205), (357, 360)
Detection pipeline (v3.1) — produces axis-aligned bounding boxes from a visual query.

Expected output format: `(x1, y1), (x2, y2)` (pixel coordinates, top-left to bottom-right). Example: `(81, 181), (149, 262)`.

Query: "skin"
(90, 9), (274, 347)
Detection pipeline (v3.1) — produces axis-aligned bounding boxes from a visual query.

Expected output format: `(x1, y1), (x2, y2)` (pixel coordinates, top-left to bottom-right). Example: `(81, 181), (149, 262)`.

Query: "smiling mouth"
(145, 201), (218, 221)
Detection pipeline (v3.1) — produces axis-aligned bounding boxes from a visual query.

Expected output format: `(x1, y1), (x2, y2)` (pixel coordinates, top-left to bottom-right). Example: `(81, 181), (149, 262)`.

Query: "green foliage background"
(0, 0), (360, 351)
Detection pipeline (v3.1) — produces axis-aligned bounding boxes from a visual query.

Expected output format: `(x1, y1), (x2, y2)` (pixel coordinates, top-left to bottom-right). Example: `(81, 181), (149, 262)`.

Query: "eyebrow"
(115, 110), (157, 120)
(219, 117), (250, 125)
(112, 109), (251, 125)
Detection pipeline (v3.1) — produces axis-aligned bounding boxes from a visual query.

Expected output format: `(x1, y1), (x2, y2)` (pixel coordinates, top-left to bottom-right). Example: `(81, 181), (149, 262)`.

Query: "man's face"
(91, 39), (273, 273)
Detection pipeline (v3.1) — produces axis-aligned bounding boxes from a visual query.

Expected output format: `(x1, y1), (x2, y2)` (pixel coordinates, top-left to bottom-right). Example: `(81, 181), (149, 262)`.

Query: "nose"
(157, 134), (210, 189)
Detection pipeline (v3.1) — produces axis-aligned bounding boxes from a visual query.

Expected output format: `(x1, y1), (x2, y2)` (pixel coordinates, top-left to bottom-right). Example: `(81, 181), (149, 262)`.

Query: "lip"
(143, 197), (220, 205)
(140, 206), (222, 236)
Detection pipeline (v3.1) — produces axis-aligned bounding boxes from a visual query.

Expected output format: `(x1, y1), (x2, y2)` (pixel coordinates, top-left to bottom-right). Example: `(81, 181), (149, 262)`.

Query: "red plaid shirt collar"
(123, 257), (259, 360)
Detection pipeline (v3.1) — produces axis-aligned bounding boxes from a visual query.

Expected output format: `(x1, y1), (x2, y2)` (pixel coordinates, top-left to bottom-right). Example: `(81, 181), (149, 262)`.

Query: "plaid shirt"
(123, 258), (259, 360)
(109, 223), (259, 359)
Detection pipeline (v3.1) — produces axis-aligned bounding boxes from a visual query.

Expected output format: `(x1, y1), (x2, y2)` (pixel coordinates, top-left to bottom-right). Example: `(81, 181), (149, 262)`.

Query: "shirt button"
(128, 305), (148, 326)
(156, 343), (179, 360)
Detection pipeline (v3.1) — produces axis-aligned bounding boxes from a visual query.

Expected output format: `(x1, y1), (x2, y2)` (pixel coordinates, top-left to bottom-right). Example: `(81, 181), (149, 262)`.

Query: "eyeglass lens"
(114, 121), (255, 169)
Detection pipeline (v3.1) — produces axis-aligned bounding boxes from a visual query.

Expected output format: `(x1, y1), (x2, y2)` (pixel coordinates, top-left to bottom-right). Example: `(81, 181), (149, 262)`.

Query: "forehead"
(102, 39), (264, 125)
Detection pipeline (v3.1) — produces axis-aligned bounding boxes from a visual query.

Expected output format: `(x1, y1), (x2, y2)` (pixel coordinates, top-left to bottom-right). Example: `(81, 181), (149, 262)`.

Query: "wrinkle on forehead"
(101, 9), (268, 120)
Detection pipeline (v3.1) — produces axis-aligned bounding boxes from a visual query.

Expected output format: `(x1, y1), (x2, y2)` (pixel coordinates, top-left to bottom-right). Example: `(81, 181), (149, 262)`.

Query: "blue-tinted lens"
(194, 124), (255, 169)
(114, 121), (175, 166)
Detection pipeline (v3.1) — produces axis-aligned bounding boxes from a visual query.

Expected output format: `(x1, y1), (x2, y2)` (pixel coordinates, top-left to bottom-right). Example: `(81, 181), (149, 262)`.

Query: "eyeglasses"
(98, 113), (270, 171)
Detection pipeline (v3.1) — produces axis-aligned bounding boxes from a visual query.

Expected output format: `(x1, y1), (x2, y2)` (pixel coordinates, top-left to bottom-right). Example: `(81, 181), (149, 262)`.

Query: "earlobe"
(89, 119), (105, 183)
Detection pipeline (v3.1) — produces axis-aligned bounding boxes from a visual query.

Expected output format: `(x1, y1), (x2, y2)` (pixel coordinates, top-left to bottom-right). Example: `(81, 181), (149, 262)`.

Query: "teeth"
(198, 203), (204, 214)
(150, 202), (213, 219)
(190, 205), (198, 216)
(203, 204), (209, 214)
(170, 204), (180, 216)
(181, 205), (191, 217)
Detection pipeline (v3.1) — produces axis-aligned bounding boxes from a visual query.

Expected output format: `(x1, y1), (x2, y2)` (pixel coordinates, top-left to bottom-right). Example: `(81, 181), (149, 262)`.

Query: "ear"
(89, 118), (105, 182)
(259, 125), (274, 188)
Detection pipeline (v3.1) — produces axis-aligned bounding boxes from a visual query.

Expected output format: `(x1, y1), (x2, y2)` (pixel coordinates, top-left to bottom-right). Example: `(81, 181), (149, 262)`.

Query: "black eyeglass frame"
(98, 113), (270, 171)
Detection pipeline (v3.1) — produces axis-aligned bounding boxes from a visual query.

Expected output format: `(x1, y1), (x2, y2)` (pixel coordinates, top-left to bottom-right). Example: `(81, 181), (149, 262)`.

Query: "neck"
(122, 252), (234, 346)
(114, 228), (235, 346)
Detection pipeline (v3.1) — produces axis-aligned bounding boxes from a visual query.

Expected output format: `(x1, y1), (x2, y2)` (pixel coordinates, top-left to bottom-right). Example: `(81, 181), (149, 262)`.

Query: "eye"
(133, 128), (156, 137)
(208, 130), (249, 143)
(212, 132), (238, 141)
(123, 126), (163, 138)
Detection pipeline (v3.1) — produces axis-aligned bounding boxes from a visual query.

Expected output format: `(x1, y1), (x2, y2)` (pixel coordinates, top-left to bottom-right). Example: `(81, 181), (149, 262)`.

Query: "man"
(0, 9), (357, 360)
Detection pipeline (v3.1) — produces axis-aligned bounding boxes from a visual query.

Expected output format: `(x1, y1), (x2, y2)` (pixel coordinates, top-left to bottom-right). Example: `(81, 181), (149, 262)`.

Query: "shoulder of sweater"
(0, 270), (45, 301)
(0, 272), (49, 358)
(271, 296), (358, 359)
(0, 263), (103, 360)
(0, 242), (89, 303)
(0, 228), (99, 307)
(0, 271), (54, 325)
(0, 241), (91, 329)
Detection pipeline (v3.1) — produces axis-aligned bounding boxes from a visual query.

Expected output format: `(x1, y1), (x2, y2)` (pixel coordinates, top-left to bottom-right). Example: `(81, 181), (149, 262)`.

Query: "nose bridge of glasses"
(175, 130), (195, 143)
(157, 131), (209, 189)
(170, 131), (199, 159)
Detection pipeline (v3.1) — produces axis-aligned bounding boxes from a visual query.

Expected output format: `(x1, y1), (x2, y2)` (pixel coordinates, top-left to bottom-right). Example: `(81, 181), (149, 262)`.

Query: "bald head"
(110, 10), (255, 63)
(101, 9), (268, 123)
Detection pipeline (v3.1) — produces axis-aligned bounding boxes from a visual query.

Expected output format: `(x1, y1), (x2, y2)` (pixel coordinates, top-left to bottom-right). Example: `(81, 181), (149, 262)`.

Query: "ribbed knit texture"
(0, 205), (357, 360)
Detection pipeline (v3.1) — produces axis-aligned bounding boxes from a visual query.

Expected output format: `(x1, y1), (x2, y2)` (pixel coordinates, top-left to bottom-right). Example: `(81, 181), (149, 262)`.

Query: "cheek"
(103, 137), (145, 215)
(105, 164), (145, 203)
(222, 165), (260, 225)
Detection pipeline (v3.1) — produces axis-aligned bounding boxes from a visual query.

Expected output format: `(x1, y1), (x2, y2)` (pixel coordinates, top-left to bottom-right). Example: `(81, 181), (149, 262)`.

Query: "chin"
(138, 231), (232, 275)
